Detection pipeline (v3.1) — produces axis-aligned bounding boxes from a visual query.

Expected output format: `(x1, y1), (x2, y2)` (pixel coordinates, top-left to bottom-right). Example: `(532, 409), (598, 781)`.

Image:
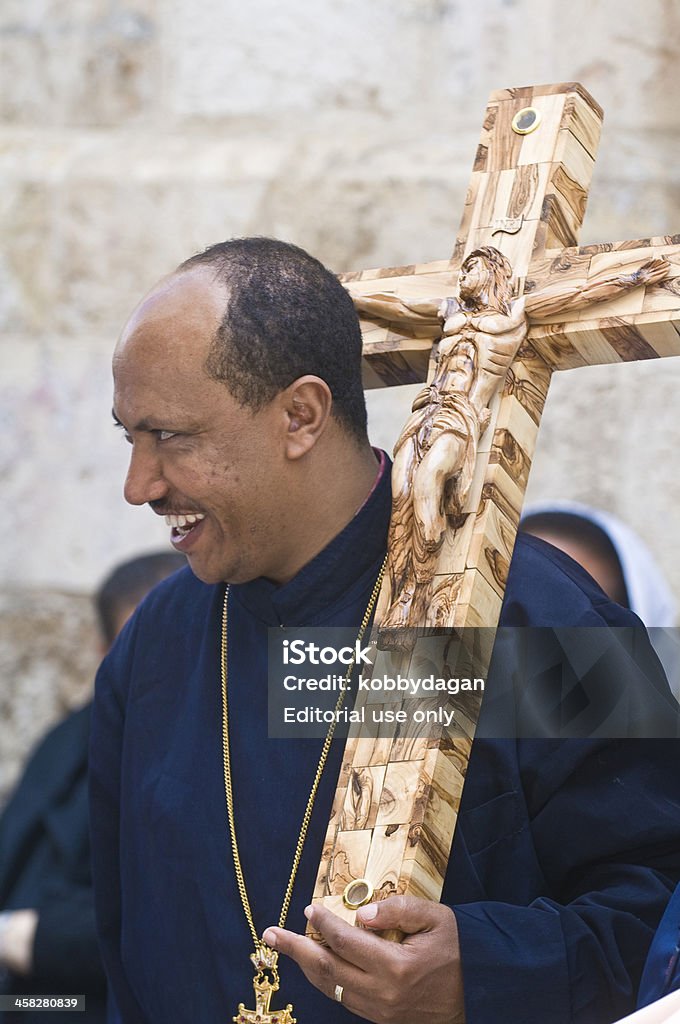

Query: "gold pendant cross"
(233, 945), (296, 1024)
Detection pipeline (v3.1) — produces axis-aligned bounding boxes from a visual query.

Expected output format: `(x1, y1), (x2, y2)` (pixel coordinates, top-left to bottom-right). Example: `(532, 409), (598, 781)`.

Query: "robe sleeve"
(454, 738), (680, 1024)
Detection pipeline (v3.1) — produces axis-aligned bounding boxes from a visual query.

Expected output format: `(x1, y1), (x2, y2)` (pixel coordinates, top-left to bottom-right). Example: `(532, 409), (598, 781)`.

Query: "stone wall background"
(2, 0), (680, 802)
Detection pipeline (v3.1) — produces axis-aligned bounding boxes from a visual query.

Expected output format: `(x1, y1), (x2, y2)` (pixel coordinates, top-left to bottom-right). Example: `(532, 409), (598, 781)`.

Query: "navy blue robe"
(89, 463), (680, 1024)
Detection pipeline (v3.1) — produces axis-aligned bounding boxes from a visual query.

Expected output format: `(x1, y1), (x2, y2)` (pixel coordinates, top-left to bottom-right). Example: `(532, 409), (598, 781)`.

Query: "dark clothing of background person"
(0, 551), (185, 1024)
(637, 881), (680, 1008)
(0, 704), (105, 1024)
(89, 461), (680, 1024)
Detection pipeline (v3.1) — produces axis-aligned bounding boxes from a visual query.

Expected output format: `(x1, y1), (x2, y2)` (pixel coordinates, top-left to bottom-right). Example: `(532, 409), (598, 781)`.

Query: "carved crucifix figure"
(353, 246), (669, 638)
(311, 81), (680, 931)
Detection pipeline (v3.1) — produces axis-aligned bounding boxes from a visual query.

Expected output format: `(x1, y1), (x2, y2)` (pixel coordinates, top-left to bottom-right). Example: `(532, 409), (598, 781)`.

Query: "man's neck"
(272, 442), (382, 586)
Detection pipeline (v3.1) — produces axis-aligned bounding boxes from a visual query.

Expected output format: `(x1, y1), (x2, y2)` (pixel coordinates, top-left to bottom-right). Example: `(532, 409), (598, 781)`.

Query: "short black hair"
(177, 237), (368, 444)
(96, 551), (186, 645)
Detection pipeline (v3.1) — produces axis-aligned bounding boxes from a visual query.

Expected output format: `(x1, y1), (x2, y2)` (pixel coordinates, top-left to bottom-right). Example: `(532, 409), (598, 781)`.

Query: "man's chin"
(185, 558), (226, 585)
(184, 554), (255, 587)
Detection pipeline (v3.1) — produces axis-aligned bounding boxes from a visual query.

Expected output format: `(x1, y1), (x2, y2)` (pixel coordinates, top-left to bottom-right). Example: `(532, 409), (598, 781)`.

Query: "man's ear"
(281, 376), (333, 459)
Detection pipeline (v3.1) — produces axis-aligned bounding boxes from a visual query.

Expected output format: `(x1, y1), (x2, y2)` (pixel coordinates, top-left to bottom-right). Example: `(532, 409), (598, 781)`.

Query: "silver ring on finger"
(334, 984), (344, 1004)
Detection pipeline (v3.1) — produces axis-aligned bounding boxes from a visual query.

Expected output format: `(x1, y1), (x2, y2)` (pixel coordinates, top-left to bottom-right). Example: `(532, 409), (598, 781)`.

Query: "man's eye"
(158, 430), (177, 442)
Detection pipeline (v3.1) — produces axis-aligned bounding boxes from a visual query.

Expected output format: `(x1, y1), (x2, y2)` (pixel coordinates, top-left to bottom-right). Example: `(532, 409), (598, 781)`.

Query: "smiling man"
(90, 237), (680, 1024)
(112, 258), (377, 586)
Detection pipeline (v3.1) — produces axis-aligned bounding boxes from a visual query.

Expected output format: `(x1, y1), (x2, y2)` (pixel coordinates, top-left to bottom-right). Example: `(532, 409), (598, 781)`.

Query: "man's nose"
(123, 444), (168, 506)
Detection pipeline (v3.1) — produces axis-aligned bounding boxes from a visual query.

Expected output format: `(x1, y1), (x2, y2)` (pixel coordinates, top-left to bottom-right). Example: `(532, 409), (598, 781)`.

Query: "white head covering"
(522, 500), (679, 698)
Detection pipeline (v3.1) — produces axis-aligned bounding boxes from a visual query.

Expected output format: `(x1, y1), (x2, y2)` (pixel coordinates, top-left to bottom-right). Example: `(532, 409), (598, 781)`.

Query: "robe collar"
(230, 449), (391, 627)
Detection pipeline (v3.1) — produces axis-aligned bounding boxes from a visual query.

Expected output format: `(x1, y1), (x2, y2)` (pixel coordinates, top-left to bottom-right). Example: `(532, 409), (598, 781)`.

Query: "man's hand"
(631, 257), (670, 288)
(263, 895), (465, 1023)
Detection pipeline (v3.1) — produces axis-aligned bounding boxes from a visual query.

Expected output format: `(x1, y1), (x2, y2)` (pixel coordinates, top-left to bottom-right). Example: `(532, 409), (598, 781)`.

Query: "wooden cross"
(309, 82), (680, 931)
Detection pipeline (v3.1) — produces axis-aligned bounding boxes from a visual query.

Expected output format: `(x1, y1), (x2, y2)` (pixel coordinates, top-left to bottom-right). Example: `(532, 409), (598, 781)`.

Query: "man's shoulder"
(502, 532), (637, 628)
(97, 566), (222, 699)
(110, 564), (220, 656)
(136, 564), (215, 619)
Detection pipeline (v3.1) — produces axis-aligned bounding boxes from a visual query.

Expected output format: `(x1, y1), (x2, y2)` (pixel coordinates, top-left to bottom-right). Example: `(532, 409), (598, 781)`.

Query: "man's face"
(113, 269), (290, 585)
(458, 255), (487, 301)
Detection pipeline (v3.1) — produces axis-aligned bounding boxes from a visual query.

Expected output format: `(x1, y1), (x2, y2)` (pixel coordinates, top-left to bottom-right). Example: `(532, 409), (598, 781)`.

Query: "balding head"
(114, 265), (226, 377)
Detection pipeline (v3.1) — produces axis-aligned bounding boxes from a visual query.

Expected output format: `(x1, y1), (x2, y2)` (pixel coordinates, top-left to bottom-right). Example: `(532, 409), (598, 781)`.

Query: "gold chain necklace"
(221, 557), (387, 1024)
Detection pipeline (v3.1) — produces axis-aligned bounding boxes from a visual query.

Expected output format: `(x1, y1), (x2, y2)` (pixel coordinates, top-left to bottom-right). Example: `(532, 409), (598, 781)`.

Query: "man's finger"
(262, 925), (372, 1006)
(302, 904), (388, 970)
(262, 925), (316, 967)
(356, 895), (452, 936)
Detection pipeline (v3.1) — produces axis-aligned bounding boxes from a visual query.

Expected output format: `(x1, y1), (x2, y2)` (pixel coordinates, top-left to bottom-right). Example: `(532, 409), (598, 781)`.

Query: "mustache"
(149, 499), (206, 517)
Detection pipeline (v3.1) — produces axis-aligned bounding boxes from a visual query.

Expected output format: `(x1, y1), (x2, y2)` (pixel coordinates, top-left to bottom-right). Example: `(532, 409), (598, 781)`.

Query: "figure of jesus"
(350, 246), (669, 635)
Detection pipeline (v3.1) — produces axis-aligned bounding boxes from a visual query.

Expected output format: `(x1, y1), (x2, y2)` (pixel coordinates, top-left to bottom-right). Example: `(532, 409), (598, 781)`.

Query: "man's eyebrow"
(111, 409), (202, 432)
(111, 409), (157, 432)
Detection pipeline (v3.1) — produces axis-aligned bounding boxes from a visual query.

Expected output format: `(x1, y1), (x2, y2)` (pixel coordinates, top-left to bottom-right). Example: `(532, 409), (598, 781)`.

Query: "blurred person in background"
(0, 552), (185, 1024)
(520, 500), (680, 700)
